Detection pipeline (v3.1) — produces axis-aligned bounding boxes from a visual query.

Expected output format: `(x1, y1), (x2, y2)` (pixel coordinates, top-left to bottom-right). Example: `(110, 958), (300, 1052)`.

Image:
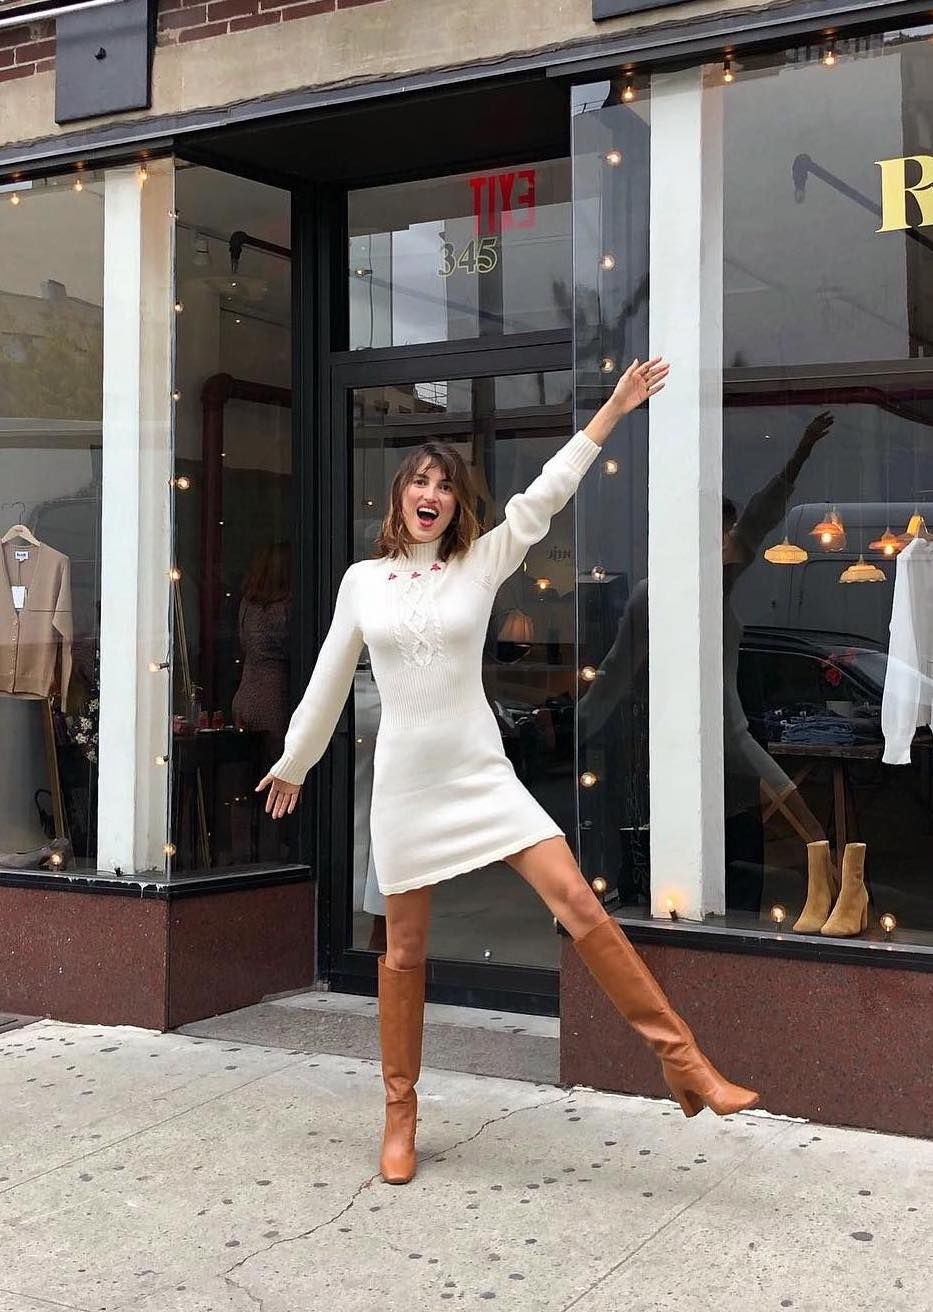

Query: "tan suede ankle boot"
(821, 843), (869, 937)
(793, 840), (838, 934)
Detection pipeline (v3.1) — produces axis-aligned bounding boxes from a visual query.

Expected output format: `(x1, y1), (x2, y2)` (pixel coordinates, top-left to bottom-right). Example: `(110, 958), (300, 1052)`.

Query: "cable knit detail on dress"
(392, 569), (446, 669)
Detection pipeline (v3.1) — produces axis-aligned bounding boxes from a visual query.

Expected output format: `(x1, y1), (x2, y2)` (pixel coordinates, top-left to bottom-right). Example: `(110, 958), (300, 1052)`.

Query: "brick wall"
(0, 19), (54, 84)
(0, 0), (385, 83)
(157, 0), (385, 46)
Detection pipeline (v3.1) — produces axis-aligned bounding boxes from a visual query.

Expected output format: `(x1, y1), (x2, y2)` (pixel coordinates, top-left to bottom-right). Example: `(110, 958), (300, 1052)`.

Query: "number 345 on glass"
(438, 236), (498, 277)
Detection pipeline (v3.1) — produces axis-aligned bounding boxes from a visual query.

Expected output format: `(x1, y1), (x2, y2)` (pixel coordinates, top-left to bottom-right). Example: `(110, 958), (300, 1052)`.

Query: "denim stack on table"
(781, 713), (856, 747)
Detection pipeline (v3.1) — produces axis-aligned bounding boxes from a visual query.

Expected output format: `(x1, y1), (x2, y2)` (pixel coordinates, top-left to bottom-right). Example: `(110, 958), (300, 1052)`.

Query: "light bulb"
(74, 178), (84, 193)
(591, 565), (607, 582)
(580, 771), (598, 788)
(600, 357), (616, 373)
(592, 876), (608, 895)
(880, 912), (896, 934)
(171, 390), (181, 401)
(604, 149), (623, 166)
(10, 194), (20, 206)
(174, 301), (183, 313)
(771, 905), (787, 925)
(169, 567), (182, 581)
(155, 754), (168, 766)
(622, 82), (635, 103)
(164, 843), (176, 857)
(820, 531), (833, 545)
(49, 851), (64, 868)
(822, 42), (836, 66)
(483, 948), (492, 960)
(723, 57), (734, 83)
(175, 475), (191, 491)
(599, 253), (616, 272)
(536, 577), (551, 591)
(603, 459), (619, 476)
(666, 897), (679, 921)
(137, 165), (148, 184)
(580, 665), (598, 682)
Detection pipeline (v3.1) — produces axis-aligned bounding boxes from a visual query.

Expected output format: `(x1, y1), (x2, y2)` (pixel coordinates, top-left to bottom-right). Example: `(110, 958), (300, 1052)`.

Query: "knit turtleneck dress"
(268, 430), (601, 895)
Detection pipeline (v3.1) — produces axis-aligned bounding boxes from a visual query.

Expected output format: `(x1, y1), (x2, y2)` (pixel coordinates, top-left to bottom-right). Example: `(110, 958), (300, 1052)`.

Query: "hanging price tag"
(11, 586), (26, 610)
(14, 550), (29, 562)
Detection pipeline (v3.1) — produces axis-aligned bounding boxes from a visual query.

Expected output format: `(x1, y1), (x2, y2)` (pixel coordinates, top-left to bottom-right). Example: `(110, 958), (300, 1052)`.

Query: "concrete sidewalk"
(0, 1017), (929, 1312)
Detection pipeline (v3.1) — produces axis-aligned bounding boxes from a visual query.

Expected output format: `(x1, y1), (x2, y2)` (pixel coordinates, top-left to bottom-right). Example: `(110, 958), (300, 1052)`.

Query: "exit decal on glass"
(438, 170), (537, 278)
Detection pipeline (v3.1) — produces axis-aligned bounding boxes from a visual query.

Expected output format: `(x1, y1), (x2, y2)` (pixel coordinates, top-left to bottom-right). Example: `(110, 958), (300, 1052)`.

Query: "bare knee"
(555, 874), (606, 937)
(384, 895), (430, 970)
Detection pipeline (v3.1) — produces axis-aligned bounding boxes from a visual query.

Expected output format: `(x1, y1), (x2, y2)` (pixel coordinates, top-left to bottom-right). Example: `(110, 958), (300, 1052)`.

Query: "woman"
(257, 359), (759, 1186)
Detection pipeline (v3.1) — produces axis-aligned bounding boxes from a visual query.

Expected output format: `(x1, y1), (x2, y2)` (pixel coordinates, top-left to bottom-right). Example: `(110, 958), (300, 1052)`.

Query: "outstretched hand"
(801, 411), (834, 448)
(256, 773), (301, 820)
(611, 357), (670, 416)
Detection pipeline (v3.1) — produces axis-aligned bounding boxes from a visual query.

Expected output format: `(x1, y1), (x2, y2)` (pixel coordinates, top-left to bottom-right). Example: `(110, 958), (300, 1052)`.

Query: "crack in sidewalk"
(220, 1086), (572, 1298)
(422, 1087), (574, 1164)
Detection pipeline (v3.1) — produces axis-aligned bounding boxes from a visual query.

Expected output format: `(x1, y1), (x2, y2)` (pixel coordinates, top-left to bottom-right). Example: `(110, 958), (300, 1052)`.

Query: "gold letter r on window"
(876, 155), (933, 232)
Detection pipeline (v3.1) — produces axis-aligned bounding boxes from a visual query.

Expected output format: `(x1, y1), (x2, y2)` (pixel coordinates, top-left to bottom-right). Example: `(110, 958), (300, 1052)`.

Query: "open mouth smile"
(416, 507), (439, 528)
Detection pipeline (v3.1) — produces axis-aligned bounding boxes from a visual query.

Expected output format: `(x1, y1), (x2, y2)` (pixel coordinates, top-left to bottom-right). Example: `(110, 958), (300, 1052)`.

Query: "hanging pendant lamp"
(764, 536), (808, 565)
(896, 512), (928, 547)
(839, 554), (886, 584)
(869, 527), (903, 558)
(810, 506), (847, 551)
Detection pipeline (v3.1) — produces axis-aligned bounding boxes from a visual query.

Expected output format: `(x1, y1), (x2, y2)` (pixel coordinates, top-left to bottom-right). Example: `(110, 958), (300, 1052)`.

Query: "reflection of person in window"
(233, 543), (292, 860)
(233, 542), (292, 760)
(580, 412), (834, 913)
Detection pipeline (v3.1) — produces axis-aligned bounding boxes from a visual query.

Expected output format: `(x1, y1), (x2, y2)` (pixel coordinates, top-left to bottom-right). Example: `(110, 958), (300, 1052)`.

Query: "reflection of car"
(738, 627), (887, 744)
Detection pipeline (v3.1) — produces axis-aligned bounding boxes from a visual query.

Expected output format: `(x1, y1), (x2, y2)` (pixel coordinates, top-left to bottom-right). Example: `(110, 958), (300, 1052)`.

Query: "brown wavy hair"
(375, 442), (481, 562)
(242, 542), (291, 606)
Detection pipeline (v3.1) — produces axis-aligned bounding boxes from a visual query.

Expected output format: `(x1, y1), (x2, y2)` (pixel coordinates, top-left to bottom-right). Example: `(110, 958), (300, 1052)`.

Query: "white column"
(648, 69), (725, 919)
(97, 163), (174, 874)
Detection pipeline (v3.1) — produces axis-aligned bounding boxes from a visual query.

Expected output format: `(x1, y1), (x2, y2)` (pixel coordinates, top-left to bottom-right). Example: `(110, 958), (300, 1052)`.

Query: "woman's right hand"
(255, 773), (302, 820)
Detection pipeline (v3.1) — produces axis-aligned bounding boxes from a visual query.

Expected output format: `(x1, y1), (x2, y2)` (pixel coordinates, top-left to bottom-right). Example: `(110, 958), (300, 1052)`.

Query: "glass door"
(324, 350), (575, 1008)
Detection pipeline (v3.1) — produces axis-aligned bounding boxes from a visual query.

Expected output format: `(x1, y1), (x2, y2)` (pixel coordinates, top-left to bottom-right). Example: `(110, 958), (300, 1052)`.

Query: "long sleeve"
(52, 554), (73, 711)
(733, 474), (790, 558)
(473, 431), (601, 588)
(882, 546), (924, 765)
(267, 566), (364, 785)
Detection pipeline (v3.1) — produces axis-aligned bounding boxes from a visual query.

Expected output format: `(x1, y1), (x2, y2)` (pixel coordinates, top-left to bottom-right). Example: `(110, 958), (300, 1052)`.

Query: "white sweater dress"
(268, 430), (601, 895)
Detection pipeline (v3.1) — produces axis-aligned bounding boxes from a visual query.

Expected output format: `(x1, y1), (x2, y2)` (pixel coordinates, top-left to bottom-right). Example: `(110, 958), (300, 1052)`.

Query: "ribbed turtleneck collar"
(394, 539), (442, 568)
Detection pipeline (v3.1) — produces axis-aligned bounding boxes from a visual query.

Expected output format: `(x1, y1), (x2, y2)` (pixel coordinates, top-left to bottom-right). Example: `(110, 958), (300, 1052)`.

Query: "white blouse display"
(881, 536), (933, 765)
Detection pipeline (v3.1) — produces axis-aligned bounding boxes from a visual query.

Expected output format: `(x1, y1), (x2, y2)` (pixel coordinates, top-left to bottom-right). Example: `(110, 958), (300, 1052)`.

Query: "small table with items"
(765, 741), (884, 867)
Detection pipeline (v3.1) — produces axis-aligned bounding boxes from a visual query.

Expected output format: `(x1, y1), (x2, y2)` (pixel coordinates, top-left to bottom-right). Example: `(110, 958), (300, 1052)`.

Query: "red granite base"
(560, 934), (933, 1139)
(0, 876), (315, 1031)
(167, 882), (315, 1028)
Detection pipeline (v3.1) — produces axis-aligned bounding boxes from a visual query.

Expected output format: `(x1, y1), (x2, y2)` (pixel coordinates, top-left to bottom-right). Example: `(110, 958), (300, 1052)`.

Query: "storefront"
(0, 0), (930, 1135)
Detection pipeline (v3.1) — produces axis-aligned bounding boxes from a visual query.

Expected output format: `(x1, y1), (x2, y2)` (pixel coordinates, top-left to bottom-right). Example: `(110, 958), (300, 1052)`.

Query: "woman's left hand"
(612, 357), (670, 415)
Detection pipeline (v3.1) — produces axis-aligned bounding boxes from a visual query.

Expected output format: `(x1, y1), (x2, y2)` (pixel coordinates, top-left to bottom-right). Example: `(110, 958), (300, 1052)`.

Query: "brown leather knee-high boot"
(574, 918), (759, 1118)
(793, 840), (839, 934)
(820, 842), (869, 937)
(378, 956), (426, 1184)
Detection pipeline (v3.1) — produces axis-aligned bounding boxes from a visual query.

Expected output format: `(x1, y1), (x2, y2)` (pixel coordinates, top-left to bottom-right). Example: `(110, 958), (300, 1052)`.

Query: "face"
(401, 459), (458, 544)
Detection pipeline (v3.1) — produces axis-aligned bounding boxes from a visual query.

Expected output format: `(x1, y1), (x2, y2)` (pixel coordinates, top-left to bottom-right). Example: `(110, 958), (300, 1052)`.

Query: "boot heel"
(672, 1086), (704, 1117)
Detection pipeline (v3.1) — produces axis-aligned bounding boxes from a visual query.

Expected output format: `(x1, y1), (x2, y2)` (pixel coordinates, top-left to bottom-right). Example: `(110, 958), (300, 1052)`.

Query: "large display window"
(0, 174), (104, 873)
(169, 164), (294, 871)
(573, 25), (933, 951)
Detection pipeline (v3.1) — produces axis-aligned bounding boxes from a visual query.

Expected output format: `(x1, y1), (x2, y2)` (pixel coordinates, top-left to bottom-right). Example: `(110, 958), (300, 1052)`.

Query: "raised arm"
(258, 565), (364, 816)
(476, 358), (669, 588)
